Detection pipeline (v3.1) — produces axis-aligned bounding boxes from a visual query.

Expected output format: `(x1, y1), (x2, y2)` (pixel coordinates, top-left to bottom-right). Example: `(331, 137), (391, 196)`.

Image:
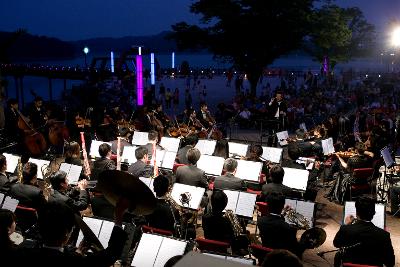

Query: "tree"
(169, 0), (315, 96)
(306, 4), (375, 72)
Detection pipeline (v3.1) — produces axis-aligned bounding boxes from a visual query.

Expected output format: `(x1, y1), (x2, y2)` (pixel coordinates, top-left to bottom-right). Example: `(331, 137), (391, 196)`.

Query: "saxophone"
(282, 207), (311, 229)
(17, 159), (23, 183)
(41, 164), (53, 200)
(224, 209), (243, 237)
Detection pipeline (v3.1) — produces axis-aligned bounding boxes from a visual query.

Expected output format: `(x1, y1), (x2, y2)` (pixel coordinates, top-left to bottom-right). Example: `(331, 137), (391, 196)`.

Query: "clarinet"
(80, 132), (91, 177)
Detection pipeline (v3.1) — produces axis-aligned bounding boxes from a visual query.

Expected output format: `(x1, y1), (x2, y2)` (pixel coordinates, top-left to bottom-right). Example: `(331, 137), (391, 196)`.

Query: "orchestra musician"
(197, 102), (215, 129)
(127, 146), (154, 178)
(144, 130), (163, 161)
(0, 155), (10, 191)
(4, 98), (21, 139)
(261, 165), (292, 200)
(28, 96), (48, 129)
(213, 158), (246, 191)
(91, 143), (116, 181)
(176, 134), (198, 165)
(110, 127), (132, 155)
(175, 148), (207, 188)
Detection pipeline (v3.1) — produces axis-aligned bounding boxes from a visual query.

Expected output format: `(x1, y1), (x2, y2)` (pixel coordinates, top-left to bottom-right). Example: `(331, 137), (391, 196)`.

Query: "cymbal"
(96, 170), (156, 215)
(300, 227), (327, 249)
(74, 214), (104, 251)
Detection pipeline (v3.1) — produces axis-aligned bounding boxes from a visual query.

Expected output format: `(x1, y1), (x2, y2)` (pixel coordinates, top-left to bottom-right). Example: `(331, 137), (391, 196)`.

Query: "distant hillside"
(71, 31), (179, 54)
(0, 31), (75, 62)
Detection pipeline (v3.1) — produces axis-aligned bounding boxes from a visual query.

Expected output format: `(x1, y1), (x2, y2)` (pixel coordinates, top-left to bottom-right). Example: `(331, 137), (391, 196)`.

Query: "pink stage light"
(136, 55), (144, 106)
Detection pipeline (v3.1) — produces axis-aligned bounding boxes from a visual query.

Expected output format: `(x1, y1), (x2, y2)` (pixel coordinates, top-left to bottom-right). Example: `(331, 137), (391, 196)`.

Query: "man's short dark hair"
(22, 162), (38, 184)
(265, 192), (285, 214)
(135, 146), (148, 160)
(354, 142), (366, 154)
(99, 143), (111, 158)
(186, 148), (201, 165)
(0, 154), (6, 170)
(262, 249), (303, 267)
(200, 102), (207, 109)
(295, 129), (306, 139)
(49, 171), (67, 191)
(38, 201), (75, 246)
(7, 98), (18, 106)
(288, 143), (301, 160)
(250, 144), (263, 157)
(270, 165), (285, 184)
(355, 195), (376, 221)
(211, 190), (228, 213)
(153, 175), (169, 197)
(223, 158), (238, 173)
(184, 134), (198, 146)
(148, 130), (158, 142)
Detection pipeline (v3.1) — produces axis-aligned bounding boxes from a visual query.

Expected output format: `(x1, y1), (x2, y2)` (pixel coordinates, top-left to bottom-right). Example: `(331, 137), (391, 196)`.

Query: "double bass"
(16, 109), (47, 156)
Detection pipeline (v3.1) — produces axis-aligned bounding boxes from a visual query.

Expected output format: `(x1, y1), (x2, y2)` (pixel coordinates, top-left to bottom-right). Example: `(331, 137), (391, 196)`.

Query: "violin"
(76, 115), (91, 128)
(335, 151), (357, 158)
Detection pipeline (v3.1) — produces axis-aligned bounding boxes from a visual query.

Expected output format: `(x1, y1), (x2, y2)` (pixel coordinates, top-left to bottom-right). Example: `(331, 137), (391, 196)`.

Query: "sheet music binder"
(195, 139), (217, 155)
(228, 142), (249, 158)
(121, 145), (138, 164)
(343, 201), (386, 229)
(131, 233), (188, 267)
(196, 155), (224, 176)
(3, 153), (20, 173)
(160, 136), (181, 153)
(0, 194), (19, 212)
(276, 131), (289, 146)
(223, 190), (257, 218)
(59, 163), (82, 185)
(381, 146), (395, 168)
(132, 131), (149, 146)
(261, 147), (283, 163)
(282, 167), (309, 191)
(90, 140), (112, 158)
(28, 158), (51, 179)
(171, 183), (206, 210)
(235, 160), (262, 182)
(321, 138), (335, 155)
(284, 199), (315, 228)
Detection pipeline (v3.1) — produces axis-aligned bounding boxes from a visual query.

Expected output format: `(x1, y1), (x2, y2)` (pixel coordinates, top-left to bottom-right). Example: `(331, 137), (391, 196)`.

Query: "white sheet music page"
(235, 160), (262, 182)
(121, 146), (138, 164)
(132, 131), (149, 146)
(160, 137), (180, 153)
(171, 183), (205, 210)
(262, 147), (283, 163)
(139, 177), (156, 196)
(236, 192), (257, 217)
(98, 220), (115, 248)
(153, 237), (187, 267)
(322, 138), (335, 155)
(276, 131), (289, 146)
(76, 217), (103, 247)
(2, 196), (18, 212)
(226, 256), (255, 265)
(90, 140), (112, 158)
(295, 200), (315, 228)
(131, 233), (163, 267)
(197, 155), (224, 176)
(28, 158), (50, 179)
(68, 164), (83, 185)
(228, 142), (249, 158)
(160, 151), (178, 169)
(282, 167), (309, 191)
(149, 149), (165, 167)
(3, 153), (20, 173)
(195, 139), (217, 155)
(343, 202), (384, 229)
(223, 190), (239, 213)
(296, 157), (315, 170)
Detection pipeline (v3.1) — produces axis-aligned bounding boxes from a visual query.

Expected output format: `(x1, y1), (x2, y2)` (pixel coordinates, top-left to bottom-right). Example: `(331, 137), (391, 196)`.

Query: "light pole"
(83, 46), (90, 68)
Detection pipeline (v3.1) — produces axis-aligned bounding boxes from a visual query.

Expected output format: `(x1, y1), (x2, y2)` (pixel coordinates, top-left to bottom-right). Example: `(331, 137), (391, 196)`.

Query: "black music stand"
(378, 146), (395, 204)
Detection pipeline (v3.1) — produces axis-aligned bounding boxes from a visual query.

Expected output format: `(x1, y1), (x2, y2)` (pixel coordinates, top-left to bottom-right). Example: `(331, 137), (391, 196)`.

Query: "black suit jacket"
(49, 189), (89, 213)
(257, 214), (302, 257)
(9, 183), (47, 210)
(128, 160), (153, 178)
(202, 212), (234, 243)
(175, 165), (207, 188)
(4, 107), (20, 138)
(261, 182), (292, 199)
(13, 225), (127, 267)
(145, 198), (177, 233)
(333, 220), (395, 267)
(213, 173), (246, 191)
(91, 158), (116, 180)
(0, 173), (9, 189)
(268, 100), (287, 119)
(176, 145), (191, 165)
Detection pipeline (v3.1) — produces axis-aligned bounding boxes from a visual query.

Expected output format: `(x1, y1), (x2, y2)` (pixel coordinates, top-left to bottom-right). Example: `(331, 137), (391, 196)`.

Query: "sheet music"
(1, 196), (18, 212)
(0, 193), (4, 206)
(98, 220), (115, 248)
(282, 167), (309, 191)
(236, 192), (257, 217)
(295, 200), (315, 228)
(132, 131), (149, 146)
(149, 149), (165, 167)
(160, 137), (181, 152)
(197, 155), (224, 176)
(121, 146), (138, 164)
(90, 140), (112, 158)
(59, 162), (71, 173)
(195, 139), (216, 155)
(276, 131), (289, 146)
(76, 217), (103, 246)
(296, 157), (315, 170)
(153, 237), (187, 267)
(28, 158), (50, 179)
(131, 233), (163, 267)
(160, 151), (177, 169)
(285, 199), (297, 210)
(3, 153), (20, 173)
(171, 183), (205, 210)
(344, 202), (385, 229)
(223, 190), (239, 213)
(59, 163), (82, 185)
(261, 147), (283, 163)
(139, 177), (155, 196)
(228, 142), (249, 158)
(235, 160), (262, 182)
(226, 256), (254, 265)
(322, 138), (335, 155)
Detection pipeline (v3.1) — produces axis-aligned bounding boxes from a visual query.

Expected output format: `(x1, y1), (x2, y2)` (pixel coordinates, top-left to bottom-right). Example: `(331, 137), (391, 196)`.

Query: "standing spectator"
(165, 88), (172, 109)
(185, 89), (193, 110)
(173, 88), (180, 111)
(159, 83), (166, 104)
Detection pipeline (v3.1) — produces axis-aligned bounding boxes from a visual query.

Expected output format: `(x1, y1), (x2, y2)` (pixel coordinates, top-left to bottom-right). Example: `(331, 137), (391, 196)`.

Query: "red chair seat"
(173, 163), (186, 174)
(256, 202), (268, 216)
(249, 244), (273, 264)
(195, 237), (230, 253)
(343, 263), (380, 267)
(247, 188), (262, 196)
(142, 225), (173, 236)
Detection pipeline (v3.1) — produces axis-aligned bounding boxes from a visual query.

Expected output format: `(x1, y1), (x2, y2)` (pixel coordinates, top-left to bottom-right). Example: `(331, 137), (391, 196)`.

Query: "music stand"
(378, 146), (395, 204)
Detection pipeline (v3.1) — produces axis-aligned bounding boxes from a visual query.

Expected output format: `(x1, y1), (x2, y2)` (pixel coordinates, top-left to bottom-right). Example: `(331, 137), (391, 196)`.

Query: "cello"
(16, 109), (47, 156)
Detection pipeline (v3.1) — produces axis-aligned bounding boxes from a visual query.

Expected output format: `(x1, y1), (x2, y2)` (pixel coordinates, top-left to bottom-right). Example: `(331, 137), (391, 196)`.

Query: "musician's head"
(287, 143), (301, 160)
(213, 139), (229, 159)
(38, 201), (75, 247)
(265, 192), (285, 214)
(119, 127), (130, 138)
(49, 171), (69, 191)
(270, 165), (285, 184)
(262, 249), (303, 267)
(200, 102), (208, 112)
(34, 96), (43, 107)
(22, 162), (38, 185)
(186, 148), (201, 165)
(355, 195), (376, 221)
(211, 190), (228, 214)
(249, 144), (263, 159)
(295, 129), (306, 140)
(153, 175), (169, 197)
(65, 141), (80, 158)
(7, 98), (18, 109)
(0, 155), (6, 173)
(156, 103), (163, 112)
(0, 209), (16, 245)
(148, 130), (158, 143)
(275, 91), (283, 102)
(224, 158), (238, 174)
(99, 143), (112, 158)
(185, 134), (198, 146)
(135, 146), (149, 162)
(314, 126), (325, 138)
(354, 142), (366, 155)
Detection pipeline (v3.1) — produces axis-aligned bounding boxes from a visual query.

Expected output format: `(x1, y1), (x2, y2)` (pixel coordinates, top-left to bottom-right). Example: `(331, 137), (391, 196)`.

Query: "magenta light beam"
(136, 55), (144, 106)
